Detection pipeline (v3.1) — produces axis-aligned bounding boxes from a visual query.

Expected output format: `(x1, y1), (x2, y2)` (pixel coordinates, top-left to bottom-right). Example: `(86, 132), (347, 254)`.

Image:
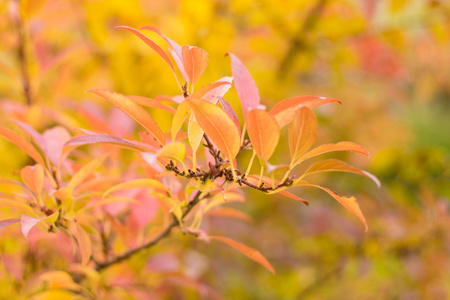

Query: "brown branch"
(278, 0), (329, 78)
(12, 0), (32, 105)
(94, 191), (202, 271)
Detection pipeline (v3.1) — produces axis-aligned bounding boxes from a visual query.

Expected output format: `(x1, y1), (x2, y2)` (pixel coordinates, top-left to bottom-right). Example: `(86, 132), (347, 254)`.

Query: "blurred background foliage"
(0, 0), (449, 299)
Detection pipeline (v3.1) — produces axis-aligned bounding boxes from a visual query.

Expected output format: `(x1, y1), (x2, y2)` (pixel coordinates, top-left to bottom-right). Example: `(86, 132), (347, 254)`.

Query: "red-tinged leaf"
(293, 179), (368, 231)
(270, 96), (341, 116)
(195, 77), (233, 103)
(171, 101), (191, 141)
(42, 126), (71, 166)
(116, 26), (176, 76)
(246, 109), (279, 163)
(65, 133), (156, 152)
(302, 159), (380, 187)
(182, 46), (209, 85)
(14, 121), (47, 154)
(289, 107), (317, 167)
(127, 95), (176, 114)
(74, 222), (92, 266)
(0, 218), (20, 230)
(20, 165), (44, 196)
(0, 126), (45, 166)
(278, 190), (309, 205)
(209, 236), (275, 274)
(228, 53), (260, 116)
(191, 81), (231, 103)
(187, 98), (240, 162)
(294, 141), (370, 167)
(155, 94), (179, 104)
(20, 215), (41, 239)
(103, 179), (167, 199)
(216, 96), (240, 135)
(87, 89), (165, 145)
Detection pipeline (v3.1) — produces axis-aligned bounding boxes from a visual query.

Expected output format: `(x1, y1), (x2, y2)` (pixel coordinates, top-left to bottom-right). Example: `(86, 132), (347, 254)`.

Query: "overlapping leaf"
(288, 107), (317, 167)
(182, 46), (209, 85)
(246, 109), (279, 163)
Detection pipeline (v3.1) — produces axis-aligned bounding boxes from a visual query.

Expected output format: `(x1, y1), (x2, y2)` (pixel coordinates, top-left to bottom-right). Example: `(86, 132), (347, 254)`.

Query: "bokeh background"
(1, 0), (449, 299)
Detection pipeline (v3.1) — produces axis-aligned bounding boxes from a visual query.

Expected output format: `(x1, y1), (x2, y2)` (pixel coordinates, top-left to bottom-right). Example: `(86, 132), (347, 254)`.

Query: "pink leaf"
(228, 53), (260, 116)
(20, 215), (41, 239)
(215, 96), (240, 135)
(42, 126), (71, 166)
(0, 218), (20, 230)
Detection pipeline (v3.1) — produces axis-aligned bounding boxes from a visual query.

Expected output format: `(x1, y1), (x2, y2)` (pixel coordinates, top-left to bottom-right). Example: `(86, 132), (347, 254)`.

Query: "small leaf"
(207, 207), (252, 222)
(87, 89), (165, 145)
(74, 222), (92, 266)
(188, 113), (204, 153)
(0, 198), (38, 216)
(42, 127), (71, 166)
(0, 126), (45, 166)
(188, 98), (240, 162)
(246, 109), (279, 163)
(182, 46), (209, 85)
(68, 154), (108, 190)
(20, 215), (41, 239)
(0, 218), (20, 230)
(270, 95), (341, 116)
(38, 270), (81, 291)
(302, 159), (380, 187)
(209, 236), (275, 274)
(20, 165), (44, 196)
(289, 107), (317, 167)
(228, 53), (260, 116)
(171, 101), (191, 141)
(127, 95), (176, 114)
(216, 96), (240, 134)
(191, 80), (231, 102)
(103, 179), (167, 199)
(293, 141), (370, 167)
(293, 179), (368, 231)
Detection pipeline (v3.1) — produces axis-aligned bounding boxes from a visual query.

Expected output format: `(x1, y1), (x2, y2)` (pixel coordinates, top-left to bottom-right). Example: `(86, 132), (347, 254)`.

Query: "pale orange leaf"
(0, 126), (45, 166)
(182, 46), (209, 85)
(246, 109), (279, 163)
(127, 95), (176, 114)
(20, 165), (44, 196)
(74, 222), (92, 266)
(289, 107), (317, 167)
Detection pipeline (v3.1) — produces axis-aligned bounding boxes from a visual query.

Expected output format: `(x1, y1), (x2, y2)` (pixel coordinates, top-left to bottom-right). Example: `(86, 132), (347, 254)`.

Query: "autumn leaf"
(209, 236), (275, 274)
(20, 165), (44, 197)
(182, 45), (209, 85)
(228, 53), (260, 116)
(65, 132), (157, 152)
(0, 218), (20, 230)
(127, 95), (177, 114)
(103, 179), (167, 199)
(74, 222), (92, 266)
(171, 101), (191, 141)
(246, 109), (279, 163)
(187, 98), (240, 163)
(20, 215), (42, 239)
(87, 89), (165, 145)
(0, 126), (45, 166)
(216, 96), (241, 135)
(289, 107), (318, 168)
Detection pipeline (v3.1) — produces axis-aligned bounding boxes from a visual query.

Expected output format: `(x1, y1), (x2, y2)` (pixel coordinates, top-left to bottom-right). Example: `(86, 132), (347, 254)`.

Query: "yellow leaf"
(74, 222), (92, 266)
(103, 179), (167, 199)
(0, 126), (45, 166)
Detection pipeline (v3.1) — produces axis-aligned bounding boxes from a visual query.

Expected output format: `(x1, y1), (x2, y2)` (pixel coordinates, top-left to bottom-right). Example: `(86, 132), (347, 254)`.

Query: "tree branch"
(95, 191), (202, 271)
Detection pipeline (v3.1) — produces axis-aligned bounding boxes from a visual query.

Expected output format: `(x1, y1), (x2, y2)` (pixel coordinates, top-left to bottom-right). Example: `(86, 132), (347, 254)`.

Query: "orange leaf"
(87, 89), (165, 145)
(20, 165), (44, 196)
(187, 98), (240, 162)
(294, 142), (370, 167)
(270, 95), (341, 115)
(74, 222), (92, 266)
(115, 26), (178, 82)
(65, 132), (156, 152)
(188, 113), (204, 153)
(246, 109), (279, 162)
(207, 207), (253, 222)
(289, 107), (317, 167)
(191, 80), (231, 102)
(182, 46), (209, 85)
(228, 53), (260, 116)
(209, 236), (275, 274)
(0, 126), (45, 166)
(127, 95), (176, 114)
(302, 159), (380, 187)
(293, 180), (368, 231)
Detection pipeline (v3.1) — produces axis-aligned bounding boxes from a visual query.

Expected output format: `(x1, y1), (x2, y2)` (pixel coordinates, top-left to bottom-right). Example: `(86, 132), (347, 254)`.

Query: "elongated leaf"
(171, 101), (191, 141)
(187, 98), (240, 162)
(191, 81), (231, 102)
(20, 215), (41, 239)
(127, 95), (176, 114)
(68, 155), (107, 190)
(65, 133), (155, 152)
(278, 190), (309, 205)
(103, 179), (167, 199)
(188, 113), (204, 152)
(20, 165), (44, 196)
(0, 126), (45, 166)
(0, 218), (20, 230)
(14, 121), (47, 154)
(293, 179), (368, 231)
(0, 198), (38, 216)
(302, 159), (380, 187)
(116, 26), (176, 75)
(196, 77), (233, 103)
(289, 107), (317, 167)
(270, 96), (341, 115)
(87, 89), (165, 145)
(74, 222), (92, 266)
(228, 53), (260, 116)
(38, 270), (81, 291)
(216, 96), (240, 134)
(209, 236), (275, 274)
(293, 141), (370, 167)
(78, 197), (140, 214)
(182, 46), (208, 85)
(246, 109), (279, 163)
(42, 127), (71, 166)
(207, 207), (252, 222)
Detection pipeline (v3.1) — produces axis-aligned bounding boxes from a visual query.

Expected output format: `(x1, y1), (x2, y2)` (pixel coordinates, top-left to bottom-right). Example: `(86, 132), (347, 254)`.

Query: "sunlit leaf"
(87, 89), (165, 145)
(103, 179), (167, 199)
(188, 98), (240, 162)
(42, 127), (71, 166)
(0, 218), (20, 230)
(182, 46), (209, 85)
(0, 126), (45, 166)
(68, 154), (108, 190)
(270, 95), (341, 115)
(20, 214), (41, 239)
(38, 270), (81, 291)
(207, 207), (252, 222)
(74, 222), (92, 266)
(171, 101), (191, 141)
(289, 107), (317, 168)
(127, 95), (176, 114)
(216, 96), (240, 134)
(0, 198), (38, 216)
(228, 53), (260, 116)
(246, 109), (279, 163)
(302, 159), (380, 187)
(65, 132), (156, 152)
(20, 165), (44, 196)
(209, 236), (275, 274)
